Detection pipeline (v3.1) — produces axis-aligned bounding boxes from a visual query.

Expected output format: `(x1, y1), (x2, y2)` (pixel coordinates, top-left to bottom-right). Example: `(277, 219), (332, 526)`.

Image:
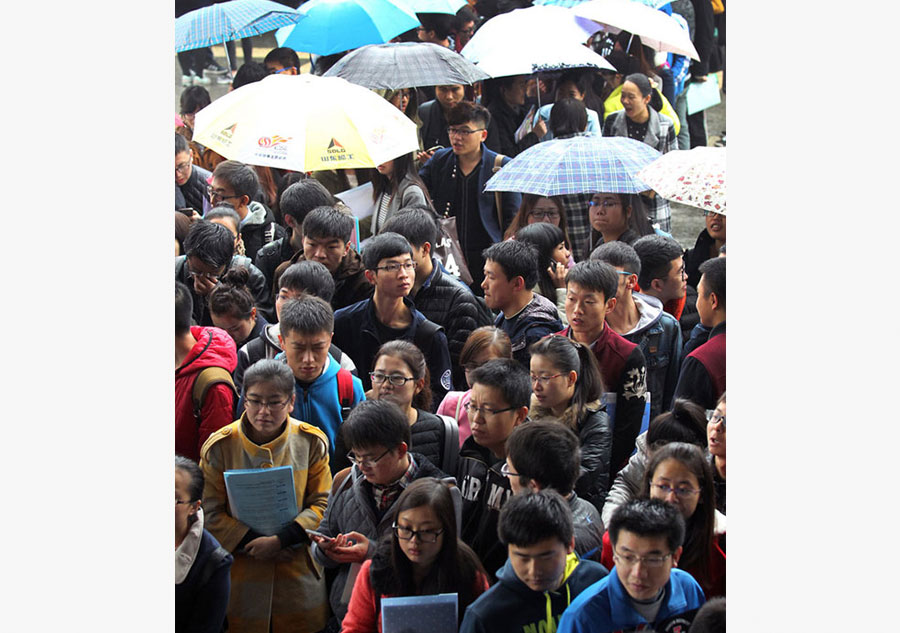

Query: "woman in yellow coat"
(200, 359), (332, 633)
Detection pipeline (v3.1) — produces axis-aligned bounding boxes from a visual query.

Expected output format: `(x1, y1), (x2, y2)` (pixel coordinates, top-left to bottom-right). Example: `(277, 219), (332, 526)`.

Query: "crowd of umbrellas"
(176, 0), (725, 216)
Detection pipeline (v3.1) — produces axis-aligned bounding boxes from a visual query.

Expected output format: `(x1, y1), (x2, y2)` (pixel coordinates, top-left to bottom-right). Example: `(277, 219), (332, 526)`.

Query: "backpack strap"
(412, 318), (443, 352)
(336, 368), (354, 421)
(192, 367), (238, 422)
(438, 414), (459, 475)
(492, 153), (506, 235)
(454, 393), (464, 422)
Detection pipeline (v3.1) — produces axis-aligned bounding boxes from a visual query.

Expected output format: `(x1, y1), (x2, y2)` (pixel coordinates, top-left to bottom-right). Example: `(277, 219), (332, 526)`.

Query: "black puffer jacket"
(684, 228), (717, 290)
(175, 254), (274, 324)
(412, 258), (493, 390)
(410, 409), (459, 474)
(176, 164), (211, 214)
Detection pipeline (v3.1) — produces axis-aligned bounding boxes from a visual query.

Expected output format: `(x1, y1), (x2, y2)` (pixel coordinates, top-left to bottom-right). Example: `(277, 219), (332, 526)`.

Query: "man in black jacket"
(381, 208), (492, 389)
(175, 133), (210, 216)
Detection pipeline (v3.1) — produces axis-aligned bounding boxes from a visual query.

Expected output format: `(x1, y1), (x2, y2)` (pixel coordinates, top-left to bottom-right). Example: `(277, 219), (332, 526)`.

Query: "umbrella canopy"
(395, 0), (468, 14)
(473, 40), (615, 78)
(574, 0), (699, 60)
(322, 42), (489, 88)
(192, 74), (419, 171)
(532, 0), (591, 7)
(275, 0), (420, 56)
(484, 134), (660, 196)
(636, 146), (726, 213)
(175, 0), (305, 52)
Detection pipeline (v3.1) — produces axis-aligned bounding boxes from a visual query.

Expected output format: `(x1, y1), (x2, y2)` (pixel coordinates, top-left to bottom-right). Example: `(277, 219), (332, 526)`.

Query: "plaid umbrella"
(484, 134), (660, 196)
(175, 0), (305, 52)
(323, 42), (489, 88)
(636, 147), (726, 213)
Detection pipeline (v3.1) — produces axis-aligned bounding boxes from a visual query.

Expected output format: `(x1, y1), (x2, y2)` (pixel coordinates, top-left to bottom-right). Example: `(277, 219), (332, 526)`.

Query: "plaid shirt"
(559, 192), (594, 262)
(370, 454), (418, 513)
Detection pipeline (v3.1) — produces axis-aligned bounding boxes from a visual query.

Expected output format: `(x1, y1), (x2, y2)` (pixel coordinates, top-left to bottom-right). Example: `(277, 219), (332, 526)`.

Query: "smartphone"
(424, 145), (444, 153)
(305, 529), (334, 543)
(177, 207), (195, 217)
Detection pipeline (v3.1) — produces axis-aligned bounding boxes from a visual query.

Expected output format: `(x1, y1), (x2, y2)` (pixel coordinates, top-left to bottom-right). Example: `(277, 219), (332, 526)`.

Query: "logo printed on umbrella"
(323, 138), (353, 162)
(258, 135), (292, 148)
(209, 123), (238, 147)
(220, 124), (237, 139)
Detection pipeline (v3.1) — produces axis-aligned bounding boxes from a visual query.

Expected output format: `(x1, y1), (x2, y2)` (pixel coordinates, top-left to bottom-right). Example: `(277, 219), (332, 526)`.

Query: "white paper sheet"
(224, 466), (298, 536)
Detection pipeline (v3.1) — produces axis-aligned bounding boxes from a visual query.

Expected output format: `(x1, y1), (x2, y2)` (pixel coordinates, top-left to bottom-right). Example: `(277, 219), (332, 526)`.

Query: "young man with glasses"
(557, 499), (705, 633)
(460, 491), (609, 633)
(333, 232), (452, 406)
(263, 47), (300, 76)
(175, 133), (211, 218)
(310, 400), (451, 628)
(592, 241), (683, 421)
(419, 101), (522, 290)
(457, 358), (530, 578)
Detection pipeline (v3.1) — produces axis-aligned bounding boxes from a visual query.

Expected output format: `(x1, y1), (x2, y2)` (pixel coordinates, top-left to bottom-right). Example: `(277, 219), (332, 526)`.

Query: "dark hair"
(205, 204), (242, 235)
(361, 232), (414, 271)
(646, 398), (708, 450)
(231, 61), (267, 89)
(183, 221), (234, 268)
(549, 98), (588, 137)
(504, 194), (571, 246)
(381, 207), (439, 249)
(607, 498), (685, 553)
(340, 399), (411, 451)
(373, 340), (433, 411)
(515, 223), (568, 301)
(208, 266), (255, 321)
(506, 421), (581, 495)
(278, 261), (336, 303)
(590, 240), (642, 277)
(175, 132), (189, 155)
(175, 212), (191, 255)
(174, 455), (204, 521)
(302, 205), (354, 244)
(641, 442), (716, 586)
(482, 240), (539, 290)
(528, 335), (605, 422)
(632, 235), (684, 290)
(243, 358), (295, 398)
(459, 327), (512, 367)
(498, 490), (574, 548)
(469, 358), (531, 409)
(565, 260), (618, 303)
(590, 193), (653, 246)
(555, 70), (604, 117)
(175, 281), (194, 335)
(372, 152), (433, 209)
(280, 179), (335, 225)
(690, 597), (726, 633)
(278, 294), (334, 337)
(370, 478), (487, 622)
(418, 12), (455, 40)
(623, 72), (663, 112)
(698, 257), (726, 308)
(180, 85), (211, 116)
(455, 6), (476, 27)
(263, 46), (301, 70)
(446, 100), (491, 129)
(212, 160), (260, 200)
(252, 166), (278, 210)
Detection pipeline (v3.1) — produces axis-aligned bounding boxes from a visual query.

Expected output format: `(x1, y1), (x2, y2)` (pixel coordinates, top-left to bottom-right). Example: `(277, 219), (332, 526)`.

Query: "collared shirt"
(370, 454), (418, 513)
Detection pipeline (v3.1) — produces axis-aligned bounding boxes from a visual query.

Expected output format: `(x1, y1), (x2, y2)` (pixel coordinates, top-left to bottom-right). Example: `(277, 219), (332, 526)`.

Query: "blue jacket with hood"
(460, 554), (608, 633)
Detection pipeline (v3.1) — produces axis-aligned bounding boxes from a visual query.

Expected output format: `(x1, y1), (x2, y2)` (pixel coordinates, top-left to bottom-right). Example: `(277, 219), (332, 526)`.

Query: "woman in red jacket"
(342, 478), (490, 632)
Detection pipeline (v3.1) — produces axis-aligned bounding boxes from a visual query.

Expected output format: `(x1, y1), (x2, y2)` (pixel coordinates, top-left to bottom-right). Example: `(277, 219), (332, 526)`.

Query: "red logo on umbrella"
(258, 135), (291, 147)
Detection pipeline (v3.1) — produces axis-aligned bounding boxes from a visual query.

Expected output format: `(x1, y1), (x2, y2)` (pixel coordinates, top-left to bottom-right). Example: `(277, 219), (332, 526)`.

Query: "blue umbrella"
(275, 0), (421, 56)
(484, 134), (661, 196)
(175, 0), (306, 52)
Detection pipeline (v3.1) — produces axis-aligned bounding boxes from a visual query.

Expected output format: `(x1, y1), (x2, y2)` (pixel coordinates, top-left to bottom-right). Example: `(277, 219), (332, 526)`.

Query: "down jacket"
(310, 455), (449, 622)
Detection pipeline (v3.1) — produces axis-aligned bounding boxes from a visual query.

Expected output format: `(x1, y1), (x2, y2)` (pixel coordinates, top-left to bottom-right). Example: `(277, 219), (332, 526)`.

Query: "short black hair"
(549, 98), (588, 137)
(590, 240), (642, 277)
(243, 358), (295, 398)
(361, 232), (413, 271)
(183, 221), (234, 269)
(175, 132), (189, 155)
(565, 260), (617, 303)
(381, 208), (439, 248)
(175, 281), (194, 335)
(302, 205), (354, 244)
(263, 46), (300, 70)
(418, 12), (455, 40)
(506, 421), (581, 495)
(278, 294), (334, 338)
(698, 256), (726, 308)
(280, 179), (335, 224)
(212, 159), (260, 200)
(231, 61), (267, 89)
(608, 498), (685, 554)
(482, 240), (539, 289)
(690, 597), (726, 633)
(446, 100), (491, 129)
(180, 85), (211, 115)
(632, 235), (684, 290)
(340, 399), (411, 452)
(204, 204), (242, 233)
(498, 490), (574, 548)
(469, 358), (531, 409)
(278, 261), (336, 303)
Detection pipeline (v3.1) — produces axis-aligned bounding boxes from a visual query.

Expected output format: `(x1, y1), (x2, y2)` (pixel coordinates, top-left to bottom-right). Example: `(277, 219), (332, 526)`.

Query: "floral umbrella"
(636, 146), (726, 214)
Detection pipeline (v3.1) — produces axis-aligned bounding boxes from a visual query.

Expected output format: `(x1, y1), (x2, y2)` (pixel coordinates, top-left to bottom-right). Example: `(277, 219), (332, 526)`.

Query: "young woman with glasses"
(341, 478), (490, 633)
(502, 194), (572, 246)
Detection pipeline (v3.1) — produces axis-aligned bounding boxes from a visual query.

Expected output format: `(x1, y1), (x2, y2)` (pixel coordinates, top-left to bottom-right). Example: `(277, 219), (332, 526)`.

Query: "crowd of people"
(175, 1), (726, 632)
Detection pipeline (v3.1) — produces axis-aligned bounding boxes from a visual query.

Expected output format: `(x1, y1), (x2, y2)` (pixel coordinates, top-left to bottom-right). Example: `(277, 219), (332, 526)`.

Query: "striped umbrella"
(484, 134), (660, 196)
(175, 0), (305, 52)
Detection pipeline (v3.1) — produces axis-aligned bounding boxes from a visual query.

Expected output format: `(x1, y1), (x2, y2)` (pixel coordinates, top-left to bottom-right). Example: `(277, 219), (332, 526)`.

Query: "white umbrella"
(394, 0), (468, 14)
(473, 40), (615, 78)
(574, 0), (699, 60)
(192, 74), (419, 171)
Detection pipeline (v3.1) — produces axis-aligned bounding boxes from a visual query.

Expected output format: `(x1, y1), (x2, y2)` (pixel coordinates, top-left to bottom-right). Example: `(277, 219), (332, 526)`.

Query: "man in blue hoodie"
(460, 490), (608, 633)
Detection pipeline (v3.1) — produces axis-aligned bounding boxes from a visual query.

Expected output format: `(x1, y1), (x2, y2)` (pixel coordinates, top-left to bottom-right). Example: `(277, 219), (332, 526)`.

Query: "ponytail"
(529, 335), (605, 423)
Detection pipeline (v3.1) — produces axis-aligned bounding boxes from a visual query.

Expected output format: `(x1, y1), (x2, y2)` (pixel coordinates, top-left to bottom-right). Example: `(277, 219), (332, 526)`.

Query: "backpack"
(336, 367), (354, 421)
(192, 367), (239, 422)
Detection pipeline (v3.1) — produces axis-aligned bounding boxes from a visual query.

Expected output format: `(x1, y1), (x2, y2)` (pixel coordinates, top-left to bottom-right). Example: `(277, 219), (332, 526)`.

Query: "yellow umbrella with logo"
(192, 73), (419, 171)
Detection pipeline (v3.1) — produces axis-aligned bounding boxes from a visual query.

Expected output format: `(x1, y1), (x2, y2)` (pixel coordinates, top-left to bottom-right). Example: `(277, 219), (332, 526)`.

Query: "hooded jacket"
(459, 554), (609, 633)
(239, 200), (286, 263)
(621, 293), (683, 421)
(175, 326), (238, 462)
(495, 293), (563, 369)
